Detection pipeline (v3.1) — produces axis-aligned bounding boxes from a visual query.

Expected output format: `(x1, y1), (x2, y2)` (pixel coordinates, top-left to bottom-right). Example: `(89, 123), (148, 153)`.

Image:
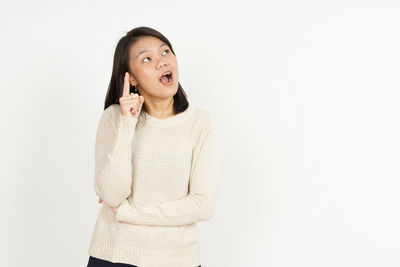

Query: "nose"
(157, 58), (168, 69)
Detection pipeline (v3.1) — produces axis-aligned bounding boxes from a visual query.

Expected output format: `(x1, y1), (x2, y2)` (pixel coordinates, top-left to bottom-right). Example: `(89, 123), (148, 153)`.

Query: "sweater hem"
(88, 239), (202, 267)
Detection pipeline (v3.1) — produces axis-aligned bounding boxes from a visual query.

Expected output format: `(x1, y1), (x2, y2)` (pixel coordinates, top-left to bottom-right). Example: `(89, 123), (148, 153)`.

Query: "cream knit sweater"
(87, 103), (221, 267)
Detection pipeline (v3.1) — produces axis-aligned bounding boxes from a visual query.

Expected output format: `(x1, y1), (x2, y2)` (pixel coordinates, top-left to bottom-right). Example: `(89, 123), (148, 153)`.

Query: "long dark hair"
(103, 26), (189, 114)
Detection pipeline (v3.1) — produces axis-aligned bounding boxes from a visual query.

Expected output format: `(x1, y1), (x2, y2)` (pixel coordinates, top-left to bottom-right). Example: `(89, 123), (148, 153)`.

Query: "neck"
(143, 97), (174, 119)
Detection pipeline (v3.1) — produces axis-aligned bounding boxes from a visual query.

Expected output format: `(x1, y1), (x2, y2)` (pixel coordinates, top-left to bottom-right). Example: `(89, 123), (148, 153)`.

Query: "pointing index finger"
(123, 72), (130, 96)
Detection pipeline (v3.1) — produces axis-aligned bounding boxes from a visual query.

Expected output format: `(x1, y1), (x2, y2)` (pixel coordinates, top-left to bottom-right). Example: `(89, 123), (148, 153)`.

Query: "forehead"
(130, 36), (166, 54)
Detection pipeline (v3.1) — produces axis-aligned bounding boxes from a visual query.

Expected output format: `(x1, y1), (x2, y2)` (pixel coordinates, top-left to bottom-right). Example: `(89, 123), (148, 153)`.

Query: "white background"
(1, 1), (399, 266)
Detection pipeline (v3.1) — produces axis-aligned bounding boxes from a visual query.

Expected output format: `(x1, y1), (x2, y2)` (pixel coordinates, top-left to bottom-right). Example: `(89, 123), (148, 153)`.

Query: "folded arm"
(115, 115), (221, 226)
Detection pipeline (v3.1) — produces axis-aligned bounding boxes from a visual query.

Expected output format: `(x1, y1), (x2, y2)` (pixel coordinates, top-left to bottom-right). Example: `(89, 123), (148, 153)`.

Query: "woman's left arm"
(114, 115), (221, 226)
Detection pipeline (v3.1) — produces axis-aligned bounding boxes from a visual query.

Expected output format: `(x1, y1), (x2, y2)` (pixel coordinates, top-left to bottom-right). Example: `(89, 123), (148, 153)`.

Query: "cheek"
(136, 69), (155, 83)
(171, 57), (178, 66)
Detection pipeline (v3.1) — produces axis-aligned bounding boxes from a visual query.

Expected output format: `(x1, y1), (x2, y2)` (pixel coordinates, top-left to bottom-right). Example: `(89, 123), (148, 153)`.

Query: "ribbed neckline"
(140, 104), (193, 127)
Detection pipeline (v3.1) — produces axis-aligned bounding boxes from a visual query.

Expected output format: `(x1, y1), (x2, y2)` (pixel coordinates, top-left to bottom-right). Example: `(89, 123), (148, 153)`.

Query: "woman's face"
(128, 36), (179, 101)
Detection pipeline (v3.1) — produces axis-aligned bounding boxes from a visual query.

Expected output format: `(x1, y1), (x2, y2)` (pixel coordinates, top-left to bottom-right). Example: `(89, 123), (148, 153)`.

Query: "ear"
(129, 73), (138, 87)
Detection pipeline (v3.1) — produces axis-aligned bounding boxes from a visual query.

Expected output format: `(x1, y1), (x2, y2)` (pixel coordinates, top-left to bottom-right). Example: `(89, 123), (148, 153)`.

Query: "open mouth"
(159, 72), (173, 85)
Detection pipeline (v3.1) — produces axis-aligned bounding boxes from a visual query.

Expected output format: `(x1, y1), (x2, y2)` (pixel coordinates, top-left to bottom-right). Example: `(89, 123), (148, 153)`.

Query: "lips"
(159, 70), (173, 80)
(159, 70), (173, 85)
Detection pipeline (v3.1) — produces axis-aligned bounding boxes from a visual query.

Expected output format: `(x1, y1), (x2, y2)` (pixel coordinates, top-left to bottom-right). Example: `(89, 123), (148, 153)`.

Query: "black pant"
(87, 256), (201, 267)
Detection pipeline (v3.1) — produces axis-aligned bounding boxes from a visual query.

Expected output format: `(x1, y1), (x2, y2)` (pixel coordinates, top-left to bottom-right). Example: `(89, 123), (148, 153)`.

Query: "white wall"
(1, 1), (399, 266)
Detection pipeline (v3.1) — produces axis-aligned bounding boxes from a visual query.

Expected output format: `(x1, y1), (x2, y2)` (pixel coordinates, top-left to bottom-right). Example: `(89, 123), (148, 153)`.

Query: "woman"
(87, 26), (221, 267)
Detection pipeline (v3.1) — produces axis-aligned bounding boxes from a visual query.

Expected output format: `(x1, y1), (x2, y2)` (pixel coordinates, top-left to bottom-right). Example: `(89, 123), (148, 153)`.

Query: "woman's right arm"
(94, 72), (144, 208)
(93, 107), (138, 208)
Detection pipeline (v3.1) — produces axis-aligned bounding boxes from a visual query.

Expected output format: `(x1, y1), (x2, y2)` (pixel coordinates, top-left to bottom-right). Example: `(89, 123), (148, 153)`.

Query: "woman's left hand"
(98, 197), (120, 215)
(111, 205), (120, 214)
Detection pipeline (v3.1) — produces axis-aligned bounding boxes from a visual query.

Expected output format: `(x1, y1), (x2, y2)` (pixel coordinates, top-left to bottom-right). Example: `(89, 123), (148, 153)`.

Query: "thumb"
(139, 96), (145, 108)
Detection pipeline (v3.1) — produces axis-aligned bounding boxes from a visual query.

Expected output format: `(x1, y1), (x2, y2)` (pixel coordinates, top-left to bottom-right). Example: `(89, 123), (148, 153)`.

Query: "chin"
(159, 83), (178, 94)
(154, 89), (177, 100)
(167, 88), (179, 98)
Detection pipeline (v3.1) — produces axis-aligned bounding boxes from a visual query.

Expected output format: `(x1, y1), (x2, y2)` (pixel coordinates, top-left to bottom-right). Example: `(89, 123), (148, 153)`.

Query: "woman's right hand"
(98, 197), (119, 215)
(119, 72), (145, 118)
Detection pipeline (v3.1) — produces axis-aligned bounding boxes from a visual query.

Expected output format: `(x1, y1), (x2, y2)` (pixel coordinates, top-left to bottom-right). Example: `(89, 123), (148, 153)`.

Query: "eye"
(142, 49), (170, 63)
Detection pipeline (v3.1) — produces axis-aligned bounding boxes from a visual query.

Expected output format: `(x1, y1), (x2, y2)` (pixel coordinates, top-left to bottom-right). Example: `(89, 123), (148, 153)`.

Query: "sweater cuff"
(112, 113), (138, 160)
(115, 198), (131, 221)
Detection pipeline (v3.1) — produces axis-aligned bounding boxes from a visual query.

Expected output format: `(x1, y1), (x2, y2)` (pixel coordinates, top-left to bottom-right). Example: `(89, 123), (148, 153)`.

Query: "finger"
(121, 98), (139, 105)
(120, 94), (138, 103)
(126, 101), (139, 113)
(122, 72), (130, 96)
(120, 100), (139, 111)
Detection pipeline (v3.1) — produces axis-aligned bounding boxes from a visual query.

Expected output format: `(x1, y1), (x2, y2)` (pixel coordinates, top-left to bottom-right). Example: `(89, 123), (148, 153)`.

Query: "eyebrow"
(136, 43), (168, 59)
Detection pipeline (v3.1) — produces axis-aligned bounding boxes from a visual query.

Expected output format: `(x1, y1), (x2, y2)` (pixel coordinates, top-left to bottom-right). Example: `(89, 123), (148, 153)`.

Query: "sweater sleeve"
(115, 115), (221, 226)
(93, 106), (138, 208)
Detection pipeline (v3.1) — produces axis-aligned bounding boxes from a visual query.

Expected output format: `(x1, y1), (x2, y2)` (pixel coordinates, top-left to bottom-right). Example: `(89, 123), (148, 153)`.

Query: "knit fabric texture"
(87, 103), (221, 267)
